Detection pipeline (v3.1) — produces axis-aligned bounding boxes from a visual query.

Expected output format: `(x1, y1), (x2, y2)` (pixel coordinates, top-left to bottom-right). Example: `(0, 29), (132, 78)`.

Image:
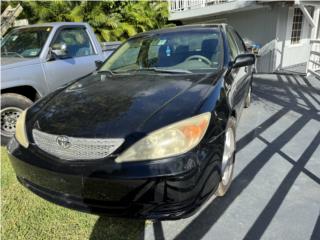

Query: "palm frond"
(16, 1), (173, 42)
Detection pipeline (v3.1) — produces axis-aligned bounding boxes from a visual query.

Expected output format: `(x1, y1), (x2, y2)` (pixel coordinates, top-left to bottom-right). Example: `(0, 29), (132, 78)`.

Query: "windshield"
(1, 27), (52, 58)
(100, 29), (223, 73)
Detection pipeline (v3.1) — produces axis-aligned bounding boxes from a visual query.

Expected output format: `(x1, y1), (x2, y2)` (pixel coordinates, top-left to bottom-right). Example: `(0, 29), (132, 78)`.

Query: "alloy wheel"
(221, 127), (235, 185)
(1, 107), (22, 137)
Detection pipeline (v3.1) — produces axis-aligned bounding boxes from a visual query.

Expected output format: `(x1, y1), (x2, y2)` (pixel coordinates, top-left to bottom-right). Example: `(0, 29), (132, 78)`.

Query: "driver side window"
(231, 29), (246, 54)
(52, 28), (94, 58)
(226, 28), (238, 60)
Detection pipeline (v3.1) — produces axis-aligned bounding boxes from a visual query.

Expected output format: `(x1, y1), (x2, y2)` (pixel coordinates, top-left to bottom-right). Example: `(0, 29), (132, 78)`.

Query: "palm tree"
(12, 0), (172, 42)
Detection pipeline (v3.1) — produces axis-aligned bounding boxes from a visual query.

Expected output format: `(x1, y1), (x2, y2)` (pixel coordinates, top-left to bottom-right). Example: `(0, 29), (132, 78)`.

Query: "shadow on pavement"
(90, 216), (145, 240)
(90, 74), (319, 240)
(153, 221), (166, 240)
(172, 74), (320, 240)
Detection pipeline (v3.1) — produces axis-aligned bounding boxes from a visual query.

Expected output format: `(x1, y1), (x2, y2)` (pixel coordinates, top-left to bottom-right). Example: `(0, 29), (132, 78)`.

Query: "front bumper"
(8, 138), (221, 220)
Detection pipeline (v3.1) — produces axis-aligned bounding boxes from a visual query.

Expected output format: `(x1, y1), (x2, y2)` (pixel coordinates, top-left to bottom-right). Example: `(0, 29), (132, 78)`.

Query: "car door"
(226, 27), (248, 112)
(230, 28), (251, 103)
(226, 28), (242, 112)
(43, 26), (101, 92)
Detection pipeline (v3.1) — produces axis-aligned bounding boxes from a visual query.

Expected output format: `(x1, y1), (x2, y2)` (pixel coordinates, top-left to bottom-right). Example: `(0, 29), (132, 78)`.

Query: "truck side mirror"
(232, 53), (255, 68)
(95, 60), (103, 69)
(51, 43), (68, 58)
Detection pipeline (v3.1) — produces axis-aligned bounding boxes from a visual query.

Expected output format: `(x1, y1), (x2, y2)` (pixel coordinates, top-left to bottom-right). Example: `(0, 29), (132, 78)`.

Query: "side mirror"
(95, 60), (103, 69)
(232, 53), (255, 68)
(51, 43), (68, 58)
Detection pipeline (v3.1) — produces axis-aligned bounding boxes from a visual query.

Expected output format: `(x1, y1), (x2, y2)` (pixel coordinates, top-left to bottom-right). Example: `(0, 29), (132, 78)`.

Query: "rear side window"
(52, 28), (94, 58)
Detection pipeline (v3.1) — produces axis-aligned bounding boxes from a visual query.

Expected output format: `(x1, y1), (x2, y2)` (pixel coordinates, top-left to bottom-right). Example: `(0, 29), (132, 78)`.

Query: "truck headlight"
(15, 110), (29, 148)
(115, 112), (211, 163)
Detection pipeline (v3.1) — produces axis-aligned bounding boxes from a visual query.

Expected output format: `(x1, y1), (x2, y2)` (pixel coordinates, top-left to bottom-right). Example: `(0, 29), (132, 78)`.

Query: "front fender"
(1, 64), (47, 97)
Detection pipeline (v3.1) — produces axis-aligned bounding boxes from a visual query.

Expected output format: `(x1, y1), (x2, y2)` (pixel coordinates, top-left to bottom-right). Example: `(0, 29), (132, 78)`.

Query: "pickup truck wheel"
(1, 93), (33, 146)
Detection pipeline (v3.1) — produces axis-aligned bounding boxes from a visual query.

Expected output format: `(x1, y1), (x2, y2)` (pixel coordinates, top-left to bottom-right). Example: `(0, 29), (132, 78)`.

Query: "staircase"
(307, 39), (320, 78)
(1, 4), (23, 36)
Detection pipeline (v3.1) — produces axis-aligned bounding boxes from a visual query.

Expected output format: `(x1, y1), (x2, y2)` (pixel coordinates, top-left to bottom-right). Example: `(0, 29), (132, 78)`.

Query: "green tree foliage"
(2, 0), (173, 42)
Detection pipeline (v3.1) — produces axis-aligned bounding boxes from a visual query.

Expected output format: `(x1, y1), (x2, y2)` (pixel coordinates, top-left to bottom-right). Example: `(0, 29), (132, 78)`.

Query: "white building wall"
(279, 6), (312, 69)
(183, 7), (278, 45)
(175, 3), (315, 73)
(183, 7), (279, 72)
(274, 6), (290, 71)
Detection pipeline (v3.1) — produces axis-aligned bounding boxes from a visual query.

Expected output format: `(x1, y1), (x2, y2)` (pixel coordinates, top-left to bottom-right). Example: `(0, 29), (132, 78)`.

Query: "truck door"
(43, 26), (101, 91)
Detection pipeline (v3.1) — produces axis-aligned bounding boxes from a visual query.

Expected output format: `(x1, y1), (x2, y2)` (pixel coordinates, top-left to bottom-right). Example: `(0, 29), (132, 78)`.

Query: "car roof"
(13, 22), (89, 30)
(133, 24), (226, 38)
(12, 22), (225, 33)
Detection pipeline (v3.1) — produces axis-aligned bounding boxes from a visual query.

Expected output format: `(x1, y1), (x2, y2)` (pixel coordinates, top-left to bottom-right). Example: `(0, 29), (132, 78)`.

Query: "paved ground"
(281, 62), (307, 74)
(143, 74), (320, 240)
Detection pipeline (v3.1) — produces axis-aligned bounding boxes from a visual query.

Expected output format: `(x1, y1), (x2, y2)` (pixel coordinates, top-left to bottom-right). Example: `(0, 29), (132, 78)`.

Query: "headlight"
(115, 112), (211, 163)
(15, 109), (29, 148)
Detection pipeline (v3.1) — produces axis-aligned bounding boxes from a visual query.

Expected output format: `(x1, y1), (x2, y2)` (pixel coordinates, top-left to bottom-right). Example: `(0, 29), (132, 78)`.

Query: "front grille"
(32, 129), (124, 160)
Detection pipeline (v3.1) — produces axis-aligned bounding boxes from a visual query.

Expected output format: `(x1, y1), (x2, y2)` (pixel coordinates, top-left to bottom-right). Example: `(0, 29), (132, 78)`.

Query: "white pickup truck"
(1, 22), (119, 144)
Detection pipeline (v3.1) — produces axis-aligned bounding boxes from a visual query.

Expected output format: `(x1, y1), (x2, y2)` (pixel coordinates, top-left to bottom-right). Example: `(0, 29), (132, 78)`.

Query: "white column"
(306, 7), (319, 75)
(311, 7), (320, 39)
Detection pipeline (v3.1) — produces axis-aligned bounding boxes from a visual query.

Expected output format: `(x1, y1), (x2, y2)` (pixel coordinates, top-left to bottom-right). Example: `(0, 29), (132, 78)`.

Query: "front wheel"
(1, 93), (33, 146)
(216, 117), (236, 197)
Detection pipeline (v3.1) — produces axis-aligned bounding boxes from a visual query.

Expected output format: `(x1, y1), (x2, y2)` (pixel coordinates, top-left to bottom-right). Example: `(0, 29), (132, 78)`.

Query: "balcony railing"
(307, 39), (320, 78)
(169, 0), (229, 12)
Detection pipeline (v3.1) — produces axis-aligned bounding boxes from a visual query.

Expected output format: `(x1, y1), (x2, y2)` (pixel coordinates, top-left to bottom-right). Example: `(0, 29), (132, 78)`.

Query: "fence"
(169, 0), (228, 12)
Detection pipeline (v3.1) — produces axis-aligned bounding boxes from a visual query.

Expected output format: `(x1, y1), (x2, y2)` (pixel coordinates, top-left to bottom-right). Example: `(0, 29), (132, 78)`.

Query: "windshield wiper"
(96, 69), (114, 75)
(137, 68), (192, 74)
(106, 67), (192, 74)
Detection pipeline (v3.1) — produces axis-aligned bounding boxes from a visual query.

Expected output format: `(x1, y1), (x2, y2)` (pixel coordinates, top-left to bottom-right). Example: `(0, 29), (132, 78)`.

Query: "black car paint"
(8, 25), (253, 219)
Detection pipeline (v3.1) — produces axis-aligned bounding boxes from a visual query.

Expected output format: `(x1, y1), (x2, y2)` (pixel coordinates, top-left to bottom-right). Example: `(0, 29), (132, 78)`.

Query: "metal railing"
(169, 0), (229, 12)
(255, 40), (276, 73)
(307, 39), (320, 78)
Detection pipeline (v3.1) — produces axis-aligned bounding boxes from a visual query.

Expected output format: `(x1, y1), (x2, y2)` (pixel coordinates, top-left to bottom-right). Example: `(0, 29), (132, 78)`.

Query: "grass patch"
(1, 147), (145, 240)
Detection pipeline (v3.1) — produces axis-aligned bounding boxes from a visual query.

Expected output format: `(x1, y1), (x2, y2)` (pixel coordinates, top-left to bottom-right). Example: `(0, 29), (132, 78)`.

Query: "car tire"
(1, 93), (33, 146)
(244, 86), (251, 108)
(216, 117), (236, 197)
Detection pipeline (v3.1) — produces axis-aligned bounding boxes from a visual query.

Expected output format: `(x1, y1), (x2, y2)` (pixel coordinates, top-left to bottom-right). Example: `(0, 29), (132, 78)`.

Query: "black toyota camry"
(8, 24), (254, 220)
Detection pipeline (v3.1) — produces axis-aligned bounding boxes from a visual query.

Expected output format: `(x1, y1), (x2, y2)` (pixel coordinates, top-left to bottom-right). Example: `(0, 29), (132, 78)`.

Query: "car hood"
(0, 57), (41, 70)
(31, 71), (221, 139)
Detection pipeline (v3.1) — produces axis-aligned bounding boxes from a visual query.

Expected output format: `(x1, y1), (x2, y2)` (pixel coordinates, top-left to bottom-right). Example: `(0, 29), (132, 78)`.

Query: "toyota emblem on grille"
(56, 136), (71, 149)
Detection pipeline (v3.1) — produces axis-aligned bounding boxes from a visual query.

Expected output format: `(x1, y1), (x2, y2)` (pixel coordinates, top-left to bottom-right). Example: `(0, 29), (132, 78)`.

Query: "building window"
(291, 8), (304, 44)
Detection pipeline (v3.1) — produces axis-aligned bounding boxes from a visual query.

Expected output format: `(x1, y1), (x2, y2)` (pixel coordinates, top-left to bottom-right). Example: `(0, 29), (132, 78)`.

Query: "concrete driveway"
(143, 74), (320, 240)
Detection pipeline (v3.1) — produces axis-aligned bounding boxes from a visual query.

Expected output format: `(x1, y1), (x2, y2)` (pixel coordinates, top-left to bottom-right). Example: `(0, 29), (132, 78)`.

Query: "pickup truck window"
(1, 27), (52, 58)
(52, 28), (94, 58)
